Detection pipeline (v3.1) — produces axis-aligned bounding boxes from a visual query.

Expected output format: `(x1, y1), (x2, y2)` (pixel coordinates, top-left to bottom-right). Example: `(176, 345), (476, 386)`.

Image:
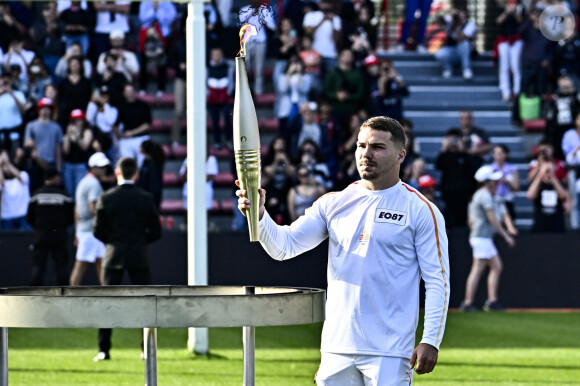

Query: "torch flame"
(238, 24), (257, 57)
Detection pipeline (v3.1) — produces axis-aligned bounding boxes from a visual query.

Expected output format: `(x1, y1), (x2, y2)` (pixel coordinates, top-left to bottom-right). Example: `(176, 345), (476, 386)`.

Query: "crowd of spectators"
(2, 0), (580, 241)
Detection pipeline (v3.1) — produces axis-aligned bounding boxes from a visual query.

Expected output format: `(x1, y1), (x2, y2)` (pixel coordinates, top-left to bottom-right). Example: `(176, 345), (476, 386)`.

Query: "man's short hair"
(116, 157), (138, 180)
(361, 116), (406, 150)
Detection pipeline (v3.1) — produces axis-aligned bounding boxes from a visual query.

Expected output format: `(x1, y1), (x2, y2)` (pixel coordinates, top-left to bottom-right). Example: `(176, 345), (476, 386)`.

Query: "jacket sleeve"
(92, 195), (108, 243)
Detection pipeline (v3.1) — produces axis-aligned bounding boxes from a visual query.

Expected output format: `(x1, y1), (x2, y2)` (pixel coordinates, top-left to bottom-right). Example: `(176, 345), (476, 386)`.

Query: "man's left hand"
(410, 343), (438, 374)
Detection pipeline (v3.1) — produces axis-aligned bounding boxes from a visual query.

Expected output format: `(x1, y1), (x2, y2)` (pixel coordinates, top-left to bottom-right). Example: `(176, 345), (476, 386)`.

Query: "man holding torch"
(236, 116), (449, 384)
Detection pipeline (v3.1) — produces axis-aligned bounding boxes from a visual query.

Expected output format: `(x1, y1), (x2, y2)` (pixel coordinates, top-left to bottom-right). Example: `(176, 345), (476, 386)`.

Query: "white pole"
(186, 0), (209, 354)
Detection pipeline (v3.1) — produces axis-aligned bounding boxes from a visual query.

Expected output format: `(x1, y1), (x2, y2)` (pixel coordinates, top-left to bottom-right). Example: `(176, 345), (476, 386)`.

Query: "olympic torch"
(234, 25), (261, 242)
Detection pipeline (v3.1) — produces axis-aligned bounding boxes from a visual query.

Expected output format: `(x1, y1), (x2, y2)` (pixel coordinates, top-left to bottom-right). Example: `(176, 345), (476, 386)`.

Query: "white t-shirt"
(302, 10), (341, 58)
(94, 1), (130, 34)
(0, 90), (26, 130)
(1, 171), (30, 219)
(86, 101), (118, 134)
(258, 180), (450, 358)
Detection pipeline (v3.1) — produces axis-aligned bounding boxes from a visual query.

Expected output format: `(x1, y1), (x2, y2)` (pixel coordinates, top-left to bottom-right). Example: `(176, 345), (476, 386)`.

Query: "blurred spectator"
(398, 0), (433, 52)
(519, 9), (554, 96)
(434, 9), (476, 80)
(287, 101), (330, 159)
(545, 75), (580, 159)
(23, 98), (63, 171)
(62, 109), (93, 197)
(0, 4), (19, 54)
(114, 83), (151, 167)
(561, 111), (580, 218)
(323, 48), (365, 124)
(318, 99), (340, 177)
(335, 113), (363, 190)
(54, 42), (93, 81)
(296, 139), (333, 190)
(303, 0), (342, 77)
(284, 0), (316, 37)
(138, 1), (176, 96)
(42, 83), (60, 123)
(86, 85), (118, 150)
(7, 1), (35, 40)
(461, 165), (516, 312)
(490, 144), (520, 220)
(458, 110), (492, 162)
(261, 136), (296, 225)
(553, 31), (580, 88)
(136, 140), (165, 209)
(32, 2), (65, 77)
(60, 0), (92, 56)
(273, 17), (300, 82)
(57, 55), (92, 128)
(346, 20), (374, 67)
(406, 158), (427, 189)
(25, 56), (52, 112)
(527, 142), (570, 232)
(0, 150), (30, 230)
(275, 56), (315, 142)
(95, 52), (128, 108)
(528, 140), (567, 184)
(92, 1), (131, 61)
(436, 128), (479, 227)
(400, 130), (420, 182)
(418, 174), (445, 211)
(69, 152), (109, 285)
(26, 168), (74, 286)
(170, 28), (185, 147)
(3, 38), (35, 85)
(207, 46), (233, 150)
(204, 0), (222, 52)
(238, 0), (276, 95)
(13, 143), (44, 195)
(287, 163), (326, 222)
(361, 54), (380, 113)
(370, 59), (409, 120)
(298, 34), (322, 80)
(0, 72), (26, 154)
(179, 154), (218, 216)
(495, 0), (523, 102)
(96, 30), (140, 82)
(342, 1), (376, 54)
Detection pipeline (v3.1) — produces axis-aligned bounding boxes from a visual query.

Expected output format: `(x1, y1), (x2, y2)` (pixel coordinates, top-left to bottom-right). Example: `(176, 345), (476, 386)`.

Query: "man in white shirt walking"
(236, 116), (449, 385)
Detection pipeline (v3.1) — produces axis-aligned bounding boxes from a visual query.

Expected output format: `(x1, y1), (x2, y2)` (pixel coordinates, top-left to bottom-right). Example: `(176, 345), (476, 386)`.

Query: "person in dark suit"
(92, 157), (162, 361)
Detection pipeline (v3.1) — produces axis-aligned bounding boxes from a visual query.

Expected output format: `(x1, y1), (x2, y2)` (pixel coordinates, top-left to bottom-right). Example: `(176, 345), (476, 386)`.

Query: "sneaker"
(459, 302), (478, 312)
(442, 69), (452, 78)
(93, 351), (110, 362)
(416, 44), (428, 53)
(396, 44), (405, 52)
(462, 68), (473, 80)
(483, 300), (505, 312)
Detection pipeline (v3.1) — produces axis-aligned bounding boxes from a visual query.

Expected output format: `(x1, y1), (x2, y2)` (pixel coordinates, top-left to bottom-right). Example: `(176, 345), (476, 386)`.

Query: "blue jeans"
(63, 162), (88, 198)
(435, 41), (472, 72)
(400, 0), (434, 45)
(209, 103), (232, 144)
(65, 34), (90, 56)
(1, 216), (31, 230)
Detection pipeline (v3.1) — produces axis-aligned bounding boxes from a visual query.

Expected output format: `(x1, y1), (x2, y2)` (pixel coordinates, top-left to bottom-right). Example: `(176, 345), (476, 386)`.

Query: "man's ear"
(398, 148), (407, 164)
(114, 168), (121, 178)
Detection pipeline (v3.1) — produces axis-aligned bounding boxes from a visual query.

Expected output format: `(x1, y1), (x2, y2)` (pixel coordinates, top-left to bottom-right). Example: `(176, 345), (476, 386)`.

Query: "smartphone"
(289, 29), (297, 37)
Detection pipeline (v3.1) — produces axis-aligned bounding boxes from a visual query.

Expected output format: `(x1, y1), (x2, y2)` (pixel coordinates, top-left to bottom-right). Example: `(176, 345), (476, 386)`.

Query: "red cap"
(37, 97), (53, 109)
(69, 109), (85, 120)
(418, 175), (437, 189)
(363, 54), (379, 67)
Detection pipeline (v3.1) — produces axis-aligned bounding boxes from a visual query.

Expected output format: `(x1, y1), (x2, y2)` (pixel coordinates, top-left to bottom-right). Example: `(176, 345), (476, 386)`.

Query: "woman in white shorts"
(460, 165), (517, 312)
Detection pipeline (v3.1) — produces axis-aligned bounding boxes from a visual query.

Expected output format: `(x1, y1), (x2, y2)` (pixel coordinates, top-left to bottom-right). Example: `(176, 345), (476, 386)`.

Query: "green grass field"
(6, 312), (580, 385)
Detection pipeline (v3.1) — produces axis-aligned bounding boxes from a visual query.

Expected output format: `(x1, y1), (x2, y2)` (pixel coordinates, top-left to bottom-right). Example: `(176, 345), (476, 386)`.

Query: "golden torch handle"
(235, 149), (261, 242)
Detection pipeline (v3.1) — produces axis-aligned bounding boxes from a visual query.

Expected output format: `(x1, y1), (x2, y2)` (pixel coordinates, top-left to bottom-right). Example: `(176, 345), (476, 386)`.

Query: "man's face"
(210, 49), (223, 63)
(339, 50), (353, 67)
(356, 127), (404, 184)
(110, 38), (124, 49)
(459, 112), (472, 128)
(124, 85), (136, 101)
(38, 106), (51, 119)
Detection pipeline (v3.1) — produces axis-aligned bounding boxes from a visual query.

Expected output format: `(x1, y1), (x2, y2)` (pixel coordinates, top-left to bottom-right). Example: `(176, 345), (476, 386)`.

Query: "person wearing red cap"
(369, 59), (409, 119)
(62, 108), (94, 197)
(417, 174), (444, 211)
(23, 98), (63, 171)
